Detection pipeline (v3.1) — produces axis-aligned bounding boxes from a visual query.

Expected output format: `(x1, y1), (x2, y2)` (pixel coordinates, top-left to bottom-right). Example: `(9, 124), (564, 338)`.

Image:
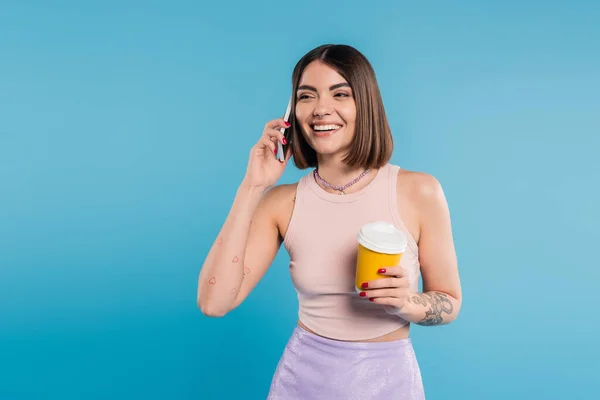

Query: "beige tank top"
(283, 163), (421, 341)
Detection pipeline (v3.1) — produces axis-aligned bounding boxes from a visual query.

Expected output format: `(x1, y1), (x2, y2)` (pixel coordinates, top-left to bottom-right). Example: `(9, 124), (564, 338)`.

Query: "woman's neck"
(315, 154), (378, 194)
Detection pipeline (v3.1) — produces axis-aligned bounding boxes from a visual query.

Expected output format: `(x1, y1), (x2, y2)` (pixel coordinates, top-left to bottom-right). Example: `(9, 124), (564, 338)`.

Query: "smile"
(311, 124), (343, 137)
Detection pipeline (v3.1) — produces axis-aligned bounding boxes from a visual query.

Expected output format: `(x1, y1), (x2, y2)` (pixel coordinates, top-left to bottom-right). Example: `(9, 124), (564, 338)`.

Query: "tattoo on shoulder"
(413, 292), (454, 326)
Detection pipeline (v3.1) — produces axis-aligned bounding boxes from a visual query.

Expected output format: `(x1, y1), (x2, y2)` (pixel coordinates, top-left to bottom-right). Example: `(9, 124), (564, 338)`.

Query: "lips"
(310, 124), (343, 138)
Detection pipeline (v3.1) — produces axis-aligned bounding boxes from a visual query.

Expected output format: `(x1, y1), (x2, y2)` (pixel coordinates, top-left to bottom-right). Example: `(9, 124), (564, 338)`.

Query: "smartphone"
(277, 97), (292, 162)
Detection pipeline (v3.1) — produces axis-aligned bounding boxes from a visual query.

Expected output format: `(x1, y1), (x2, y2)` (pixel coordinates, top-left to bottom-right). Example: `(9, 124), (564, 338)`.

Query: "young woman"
(197, 44), (462, 399)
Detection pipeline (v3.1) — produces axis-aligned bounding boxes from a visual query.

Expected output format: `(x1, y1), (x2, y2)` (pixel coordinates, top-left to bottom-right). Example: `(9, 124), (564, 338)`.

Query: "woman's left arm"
(364, 173), (462, 325)
(402, 173), (462, 325)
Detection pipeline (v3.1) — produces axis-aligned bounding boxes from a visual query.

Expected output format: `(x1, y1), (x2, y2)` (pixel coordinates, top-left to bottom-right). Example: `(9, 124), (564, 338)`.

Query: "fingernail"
(359, 292), (366, 297)
(378, 268), (386, 274)
(285, 122), (291, 127)
(369, 298), (374, 302)
(282, 138), (288, 145)
(361, 282), (368, 289)
(274, 148), (277, 154)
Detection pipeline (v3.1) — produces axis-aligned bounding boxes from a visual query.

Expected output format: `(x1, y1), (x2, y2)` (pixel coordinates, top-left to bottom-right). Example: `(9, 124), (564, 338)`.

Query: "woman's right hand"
(243, 118), (292, 190)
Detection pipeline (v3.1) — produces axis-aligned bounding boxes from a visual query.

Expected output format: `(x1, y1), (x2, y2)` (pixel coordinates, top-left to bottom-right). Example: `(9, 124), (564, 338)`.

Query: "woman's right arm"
(196, 118), (291, 317)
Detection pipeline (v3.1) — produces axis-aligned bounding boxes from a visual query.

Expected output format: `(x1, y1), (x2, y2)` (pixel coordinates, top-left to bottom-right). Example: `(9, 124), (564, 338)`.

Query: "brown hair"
(288, 44), (394, 170)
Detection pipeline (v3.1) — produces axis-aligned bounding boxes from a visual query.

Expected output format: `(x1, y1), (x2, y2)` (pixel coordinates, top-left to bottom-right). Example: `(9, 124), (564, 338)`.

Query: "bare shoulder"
(397, 168), (446, 204)
(261, 182), (298, 207)
(258, 182), (298, 238)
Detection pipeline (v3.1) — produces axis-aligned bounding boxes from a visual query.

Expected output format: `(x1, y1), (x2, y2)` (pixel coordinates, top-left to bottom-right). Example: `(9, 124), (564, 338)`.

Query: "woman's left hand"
(359, 267), (412, 311)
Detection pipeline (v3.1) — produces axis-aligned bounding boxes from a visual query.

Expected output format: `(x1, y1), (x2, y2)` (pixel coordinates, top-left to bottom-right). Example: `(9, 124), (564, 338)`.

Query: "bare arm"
(197, 180), (266, 316)
(400, 174), (462, 325)
(229, 184), (294, 311)
(197, 117), (292, 317)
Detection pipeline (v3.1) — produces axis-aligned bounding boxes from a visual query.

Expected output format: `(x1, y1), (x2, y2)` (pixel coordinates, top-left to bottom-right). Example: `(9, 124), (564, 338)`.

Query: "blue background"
(1, 1), (599, 399)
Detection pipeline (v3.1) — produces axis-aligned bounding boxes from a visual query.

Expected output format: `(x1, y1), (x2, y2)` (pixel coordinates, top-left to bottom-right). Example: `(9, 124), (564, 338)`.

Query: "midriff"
(297, 320), (410, 342)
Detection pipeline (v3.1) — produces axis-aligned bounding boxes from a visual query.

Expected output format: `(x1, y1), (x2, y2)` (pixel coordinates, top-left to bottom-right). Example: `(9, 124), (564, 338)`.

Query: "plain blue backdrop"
(1, 1), (599, 399)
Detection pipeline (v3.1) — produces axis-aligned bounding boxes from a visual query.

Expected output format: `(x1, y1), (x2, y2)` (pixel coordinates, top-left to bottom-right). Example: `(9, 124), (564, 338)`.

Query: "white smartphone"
(277, 97), (292, 162)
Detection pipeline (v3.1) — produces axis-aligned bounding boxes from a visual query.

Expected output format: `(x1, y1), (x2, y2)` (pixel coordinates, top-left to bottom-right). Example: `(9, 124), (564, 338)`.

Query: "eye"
(335, 92), (350, 98)
(297, 93), (312, 100)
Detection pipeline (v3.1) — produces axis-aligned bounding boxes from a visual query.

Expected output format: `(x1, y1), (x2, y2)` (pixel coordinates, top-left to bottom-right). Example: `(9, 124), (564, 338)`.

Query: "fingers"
(357, 266), (411, 309)
(264, 128), (287, 145)
(360, 288), (401, 299)
(253, 118), (292, 158)
(359, 276), (407, 290)
(358, 282), (409, 309)
(264, 119), (291, 143)
(259, 136), (277, 155)
(265, 118), (291, 131)
(366, 296), (405, 308)
(376, 266), (407, 278)
(359, 287), (407, 308)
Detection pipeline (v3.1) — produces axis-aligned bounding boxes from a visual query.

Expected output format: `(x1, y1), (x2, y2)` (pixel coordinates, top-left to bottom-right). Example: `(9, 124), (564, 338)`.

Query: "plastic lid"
(357, 221), (407, 254)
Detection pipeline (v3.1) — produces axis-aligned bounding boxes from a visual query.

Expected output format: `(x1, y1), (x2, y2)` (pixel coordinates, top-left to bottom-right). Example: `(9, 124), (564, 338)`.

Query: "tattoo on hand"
(413, 292), (453, 326)
(232, 256), (239, 263)
(209, 277), (216, 285)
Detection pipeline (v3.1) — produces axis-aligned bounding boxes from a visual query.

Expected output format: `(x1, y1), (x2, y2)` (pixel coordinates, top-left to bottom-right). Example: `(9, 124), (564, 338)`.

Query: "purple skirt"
(267, 326), (425, 400)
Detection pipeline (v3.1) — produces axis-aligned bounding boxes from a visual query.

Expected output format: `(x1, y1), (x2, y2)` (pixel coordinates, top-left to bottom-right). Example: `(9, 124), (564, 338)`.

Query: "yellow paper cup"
(355, 221), (407, 292)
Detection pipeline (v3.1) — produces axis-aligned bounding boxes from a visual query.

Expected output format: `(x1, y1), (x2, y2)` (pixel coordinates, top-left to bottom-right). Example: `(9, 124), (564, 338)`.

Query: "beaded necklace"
(313, 168), (371, 195)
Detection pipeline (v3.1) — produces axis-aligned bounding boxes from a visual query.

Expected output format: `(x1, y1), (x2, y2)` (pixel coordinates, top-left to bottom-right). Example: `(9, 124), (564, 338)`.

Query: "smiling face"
(294, 61), (357, 158)
(287, 44), (394, 170)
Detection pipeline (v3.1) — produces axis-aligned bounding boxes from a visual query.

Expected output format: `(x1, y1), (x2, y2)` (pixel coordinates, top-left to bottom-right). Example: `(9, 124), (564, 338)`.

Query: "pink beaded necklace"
(313, 168), (371, 195)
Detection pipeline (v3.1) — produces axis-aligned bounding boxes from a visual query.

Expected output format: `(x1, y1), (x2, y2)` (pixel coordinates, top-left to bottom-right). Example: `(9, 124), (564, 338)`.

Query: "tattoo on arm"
(412, 292), (454, 326)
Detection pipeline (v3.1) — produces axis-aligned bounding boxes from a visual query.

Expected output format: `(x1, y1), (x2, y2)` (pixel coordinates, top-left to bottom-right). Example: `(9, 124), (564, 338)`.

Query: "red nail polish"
(361, 282), (368, 289)
(378, 268), (386, 274)
(282, 138), (288, 145)
(274, 148), (277, 154)
(369, 298), (374, 302)
(359, 292), (366, 297)
(285, 122), (291, 127)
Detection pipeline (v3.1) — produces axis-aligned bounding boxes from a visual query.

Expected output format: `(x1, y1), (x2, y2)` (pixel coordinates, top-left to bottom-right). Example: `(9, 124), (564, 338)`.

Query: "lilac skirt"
(267, 326), (425, 400)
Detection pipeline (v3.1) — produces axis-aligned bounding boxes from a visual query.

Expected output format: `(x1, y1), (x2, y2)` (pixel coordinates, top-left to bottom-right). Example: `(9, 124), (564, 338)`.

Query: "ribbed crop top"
(283, 163), (421, 341)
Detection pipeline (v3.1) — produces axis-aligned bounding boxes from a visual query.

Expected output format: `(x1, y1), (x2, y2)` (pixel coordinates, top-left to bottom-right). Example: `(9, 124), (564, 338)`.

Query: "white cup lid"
(357, 221), (407, 254)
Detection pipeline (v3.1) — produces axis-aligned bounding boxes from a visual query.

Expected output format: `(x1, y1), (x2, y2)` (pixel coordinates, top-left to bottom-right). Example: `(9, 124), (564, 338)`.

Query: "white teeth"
(313, 124), (341, 131)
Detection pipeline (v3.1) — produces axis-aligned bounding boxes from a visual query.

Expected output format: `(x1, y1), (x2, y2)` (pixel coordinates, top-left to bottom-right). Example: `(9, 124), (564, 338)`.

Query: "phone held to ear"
(277, 97), (292, 162)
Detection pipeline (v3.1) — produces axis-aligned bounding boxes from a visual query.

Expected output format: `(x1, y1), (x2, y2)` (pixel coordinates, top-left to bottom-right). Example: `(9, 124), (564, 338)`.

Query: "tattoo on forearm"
(411, 295), (427, 306)
(411, 292), (454, 326)
(209, 277), (216, 285)
(232, 256), (239, 263)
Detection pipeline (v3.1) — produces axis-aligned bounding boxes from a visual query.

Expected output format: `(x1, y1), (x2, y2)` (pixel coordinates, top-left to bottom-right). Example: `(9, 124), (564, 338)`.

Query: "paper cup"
(355, 221), (407, 292)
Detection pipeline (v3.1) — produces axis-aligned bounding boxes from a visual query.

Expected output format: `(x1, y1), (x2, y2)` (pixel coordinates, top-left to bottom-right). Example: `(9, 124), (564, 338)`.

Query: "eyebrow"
(297, 83), (351, 92)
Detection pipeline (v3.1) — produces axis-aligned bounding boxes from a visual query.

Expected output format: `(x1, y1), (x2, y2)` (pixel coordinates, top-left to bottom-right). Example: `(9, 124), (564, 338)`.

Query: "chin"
(311, 142), (351, 157)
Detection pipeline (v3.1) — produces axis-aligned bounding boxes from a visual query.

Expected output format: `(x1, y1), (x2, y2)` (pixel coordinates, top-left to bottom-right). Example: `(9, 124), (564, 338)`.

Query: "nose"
(313, 96), (334, 118)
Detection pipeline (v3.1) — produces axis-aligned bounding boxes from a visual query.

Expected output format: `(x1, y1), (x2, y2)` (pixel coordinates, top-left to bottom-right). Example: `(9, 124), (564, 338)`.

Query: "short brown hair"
(288, 44), (394, 170)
